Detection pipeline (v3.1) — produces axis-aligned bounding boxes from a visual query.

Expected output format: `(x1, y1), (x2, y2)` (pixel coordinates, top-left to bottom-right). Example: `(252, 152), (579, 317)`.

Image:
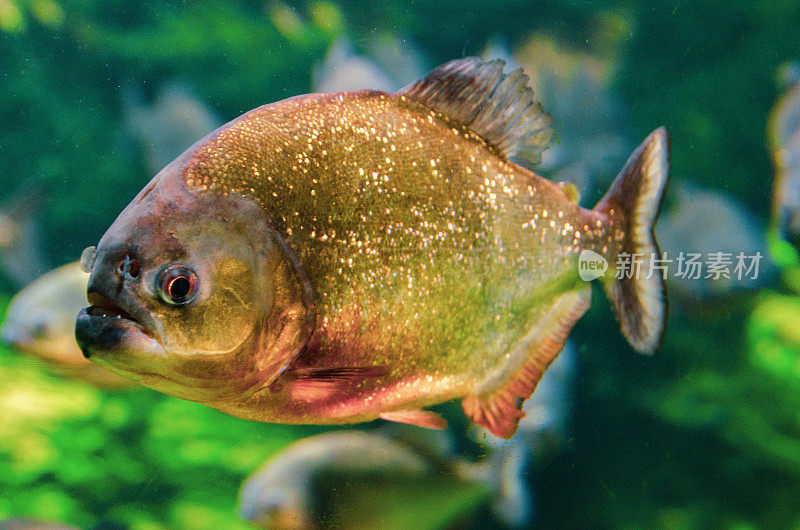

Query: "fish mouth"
(76, 291), (160, 360)
(85, 292), (141, 323)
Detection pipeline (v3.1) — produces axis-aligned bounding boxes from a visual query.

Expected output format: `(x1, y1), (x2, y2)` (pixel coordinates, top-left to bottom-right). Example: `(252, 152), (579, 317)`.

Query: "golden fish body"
(77, 58), (669, 438)
(187, 92), (607, 414)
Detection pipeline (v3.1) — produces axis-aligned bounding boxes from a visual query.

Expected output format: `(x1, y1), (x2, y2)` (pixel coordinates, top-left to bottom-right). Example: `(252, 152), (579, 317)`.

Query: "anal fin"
(380, 409), (448, 430)
(463, 288), (591, 439)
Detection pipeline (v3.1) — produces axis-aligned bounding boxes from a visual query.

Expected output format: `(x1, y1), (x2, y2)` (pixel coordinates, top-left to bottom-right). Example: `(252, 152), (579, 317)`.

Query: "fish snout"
(115, 252), (142, 282)
(81, 245), (153, 351)
(88, 245), (142, 289)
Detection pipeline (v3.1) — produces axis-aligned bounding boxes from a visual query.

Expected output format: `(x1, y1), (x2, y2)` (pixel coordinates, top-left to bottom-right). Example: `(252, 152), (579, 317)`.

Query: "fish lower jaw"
(83, 308), (149, 338)
(75, 306), (162, 358)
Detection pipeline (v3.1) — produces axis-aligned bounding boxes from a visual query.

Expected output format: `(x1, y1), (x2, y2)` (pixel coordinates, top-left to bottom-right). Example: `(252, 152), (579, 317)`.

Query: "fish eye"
(157, 264), (198, 307)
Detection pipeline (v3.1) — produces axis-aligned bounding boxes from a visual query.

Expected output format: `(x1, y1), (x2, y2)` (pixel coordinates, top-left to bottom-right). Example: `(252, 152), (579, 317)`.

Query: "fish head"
(76, 164), (312, 401)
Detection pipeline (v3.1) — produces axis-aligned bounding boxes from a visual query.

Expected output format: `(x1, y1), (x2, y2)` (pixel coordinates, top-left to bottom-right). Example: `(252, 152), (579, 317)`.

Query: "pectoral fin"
(462, 288), (591, 439)
(380, 409), (448, 430)
(285, 366), (388, 402)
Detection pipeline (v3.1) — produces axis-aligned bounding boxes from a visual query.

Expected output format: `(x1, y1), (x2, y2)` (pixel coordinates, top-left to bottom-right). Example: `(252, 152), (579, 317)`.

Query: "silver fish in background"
(656, 183), (774, 302)
(123, 80), (223, 176)
(238, 429), (529, 529)
(368, 34), (428, 89)
(312, 36), (427, 94)
(0, 262), (133, 388)
(313, 39), (398, 93)
(0, 183), (49, 288)
(769, 61), (800, 250)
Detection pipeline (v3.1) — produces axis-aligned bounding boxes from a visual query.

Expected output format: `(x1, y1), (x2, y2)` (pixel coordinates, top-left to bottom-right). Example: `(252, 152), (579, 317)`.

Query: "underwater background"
(2, 0), (800, 528)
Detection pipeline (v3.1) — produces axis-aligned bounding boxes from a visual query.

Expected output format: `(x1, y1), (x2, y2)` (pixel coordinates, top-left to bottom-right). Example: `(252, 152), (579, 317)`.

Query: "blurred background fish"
(123, 81), (223, 176)
(656, 183), (775, 303)
(238, 428), (532, 529)
(0, 183), (49, 290)
(313, 36), (427, 94)
(769, 61), (800, 253)
(313, 39), (397, 93)
(0, 262), (132, 388)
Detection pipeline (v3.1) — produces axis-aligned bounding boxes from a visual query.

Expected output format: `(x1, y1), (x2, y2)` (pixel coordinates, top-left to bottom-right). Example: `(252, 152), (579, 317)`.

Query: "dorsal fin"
(399, 57), (553, 164)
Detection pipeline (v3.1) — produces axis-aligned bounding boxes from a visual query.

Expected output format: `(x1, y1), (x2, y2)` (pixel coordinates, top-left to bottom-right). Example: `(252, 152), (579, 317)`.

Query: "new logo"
(578, 249), (608, 281)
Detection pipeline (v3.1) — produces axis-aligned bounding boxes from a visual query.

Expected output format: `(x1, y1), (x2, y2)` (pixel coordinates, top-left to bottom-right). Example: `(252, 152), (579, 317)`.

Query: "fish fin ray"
(285, 366), (388, 402)
(379, 409), (448, 430)
(595, 128), (669, 354)
(287, 366), (388, 380)
(399, 57), (553, 164)
(462, 288), (591, 439)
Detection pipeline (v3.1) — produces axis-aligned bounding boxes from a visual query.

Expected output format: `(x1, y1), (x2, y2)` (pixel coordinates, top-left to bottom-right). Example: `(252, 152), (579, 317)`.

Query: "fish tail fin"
(594, 127), (670, 354)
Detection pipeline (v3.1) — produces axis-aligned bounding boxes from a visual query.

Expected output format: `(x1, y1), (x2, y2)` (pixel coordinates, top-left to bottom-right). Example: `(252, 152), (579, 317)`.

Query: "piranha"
(1, 261), (132, 388)
(76, 58), (669, 438)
